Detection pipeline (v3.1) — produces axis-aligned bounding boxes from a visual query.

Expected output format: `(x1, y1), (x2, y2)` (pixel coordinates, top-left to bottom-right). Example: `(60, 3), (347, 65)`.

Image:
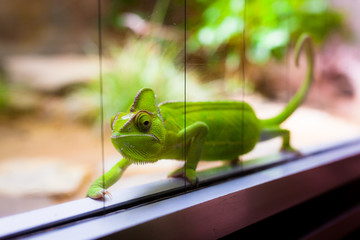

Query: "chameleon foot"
(86, 187), (112, 200)
(281, 145), (303, 157)
(168, 167), (199, 186)
(185, 169), (199, 186)
(168, 166), (185, 178)
(227, 158), (240, 166)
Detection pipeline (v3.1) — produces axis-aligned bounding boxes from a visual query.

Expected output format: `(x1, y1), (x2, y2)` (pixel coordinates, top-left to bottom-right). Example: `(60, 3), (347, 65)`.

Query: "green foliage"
(188, 0), (343, 64)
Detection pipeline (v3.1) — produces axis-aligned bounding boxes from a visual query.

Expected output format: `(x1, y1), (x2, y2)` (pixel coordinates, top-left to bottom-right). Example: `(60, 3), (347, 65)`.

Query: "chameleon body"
(87, 34), (314, 199)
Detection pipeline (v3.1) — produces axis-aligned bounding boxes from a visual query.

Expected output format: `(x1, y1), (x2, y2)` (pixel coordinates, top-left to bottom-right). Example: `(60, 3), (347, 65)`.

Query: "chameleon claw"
(96, 189), (113, 200)
(104, 190), (112, 199)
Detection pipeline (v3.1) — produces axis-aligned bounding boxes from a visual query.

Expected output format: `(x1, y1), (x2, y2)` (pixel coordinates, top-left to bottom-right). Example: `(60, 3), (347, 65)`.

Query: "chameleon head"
(110, 88), (165, 163)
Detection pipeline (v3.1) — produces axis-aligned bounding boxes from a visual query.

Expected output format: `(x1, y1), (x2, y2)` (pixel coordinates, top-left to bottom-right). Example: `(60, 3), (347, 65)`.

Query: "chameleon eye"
(136, 112), (152, 132)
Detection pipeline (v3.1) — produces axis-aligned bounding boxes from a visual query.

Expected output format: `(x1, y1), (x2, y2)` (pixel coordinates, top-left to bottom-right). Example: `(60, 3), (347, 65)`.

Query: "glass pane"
(1, 0), (360, 220)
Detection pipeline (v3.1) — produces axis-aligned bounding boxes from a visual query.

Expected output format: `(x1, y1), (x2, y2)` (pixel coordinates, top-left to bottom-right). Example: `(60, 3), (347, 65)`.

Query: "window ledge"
(1, 138), (360, 239)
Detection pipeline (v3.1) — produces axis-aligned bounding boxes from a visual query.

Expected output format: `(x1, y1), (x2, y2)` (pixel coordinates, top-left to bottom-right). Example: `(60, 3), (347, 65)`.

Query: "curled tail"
(262, 33), (314, 126)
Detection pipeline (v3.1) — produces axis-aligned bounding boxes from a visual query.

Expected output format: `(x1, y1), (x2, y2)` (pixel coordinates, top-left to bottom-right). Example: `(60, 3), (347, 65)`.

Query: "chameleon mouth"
(110, 134), (161, 163)
(111, 134), (160, 142)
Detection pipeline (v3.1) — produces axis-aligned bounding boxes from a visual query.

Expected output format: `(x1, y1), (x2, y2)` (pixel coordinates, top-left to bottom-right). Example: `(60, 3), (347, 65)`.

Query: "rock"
(3, 55), (110, 92)
(0, 157), (90, 197)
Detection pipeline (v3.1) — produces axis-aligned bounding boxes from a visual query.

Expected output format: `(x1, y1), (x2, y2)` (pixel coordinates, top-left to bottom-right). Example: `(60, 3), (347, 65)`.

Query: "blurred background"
(1, 0), (360, 217)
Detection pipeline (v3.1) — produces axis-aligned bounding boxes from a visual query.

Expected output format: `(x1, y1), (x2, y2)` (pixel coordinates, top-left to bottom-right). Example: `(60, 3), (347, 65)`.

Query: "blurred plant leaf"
(188, 0), (344, 63)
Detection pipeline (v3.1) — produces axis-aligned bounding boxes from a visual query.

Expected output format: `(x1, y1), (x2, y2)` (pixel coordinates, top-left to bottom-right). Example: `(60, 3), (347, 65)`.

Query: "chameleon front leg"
(168, 122), (208, 184)
(261, 126), (299, 153)
(86, 158), (131, 199)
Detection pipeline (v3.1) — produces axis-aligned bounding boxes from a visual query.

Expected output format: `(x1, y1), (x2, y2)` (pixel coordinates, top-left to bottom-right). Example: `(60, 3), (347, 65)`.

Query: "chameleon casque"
(87, 34), (314, 199)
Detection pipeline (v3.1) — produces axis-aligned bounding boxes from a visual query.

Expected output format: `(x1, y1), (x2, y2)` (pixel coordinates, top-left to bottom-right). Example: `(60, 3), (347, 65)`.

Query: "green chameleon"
(87, 34), (314, 199)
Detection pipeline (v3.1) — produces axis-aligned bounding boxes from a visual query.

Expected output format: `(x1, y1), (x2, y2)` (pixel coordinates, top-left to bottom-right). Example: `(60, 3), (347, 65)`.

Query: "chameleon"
(87, 34), (314, 199)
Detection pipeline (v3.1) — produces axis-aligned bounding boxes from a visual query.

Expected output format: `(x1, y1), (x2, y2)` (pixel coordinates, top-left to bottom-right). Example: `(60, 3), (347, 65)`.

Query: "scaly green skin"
(87, 34), (314, 199)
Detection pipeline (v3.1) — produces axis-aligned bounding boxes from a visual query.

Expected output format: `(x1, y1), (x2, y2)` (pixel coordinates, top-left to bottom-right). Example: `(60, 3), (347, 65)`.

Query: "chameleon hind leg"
(168, 122), (209, 184)
(261, 126), (300, 154)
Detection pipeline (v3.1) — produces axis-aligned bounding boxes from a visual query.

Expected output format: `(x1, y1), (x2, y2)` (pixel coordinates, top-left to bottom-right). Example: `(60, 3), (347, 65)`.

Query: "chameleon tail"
(261, 33), (314, 126)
